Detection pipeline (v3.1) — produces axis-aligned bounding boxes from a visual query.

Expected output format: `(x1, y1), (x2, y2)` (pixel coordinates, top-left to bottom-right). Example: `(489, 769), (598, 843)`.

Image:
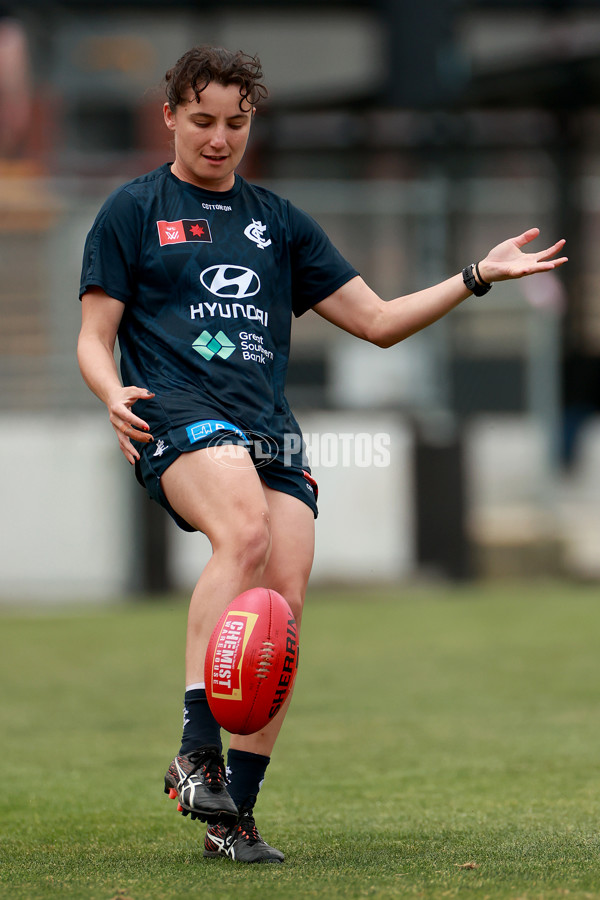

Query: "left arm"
(313, 228), (567, 348)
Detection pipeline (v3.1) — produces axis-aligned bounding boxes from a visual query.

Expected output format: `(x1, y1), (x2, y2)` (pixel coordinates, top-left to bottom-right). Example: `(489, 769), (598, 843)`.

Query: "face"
(164, 81), (254, 192)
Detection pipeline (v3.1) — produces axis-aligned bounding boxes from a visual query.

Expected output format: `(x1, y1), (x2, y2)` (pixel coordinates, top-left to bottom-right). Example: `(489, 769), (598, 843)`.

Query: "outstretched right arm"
(77, 287), (154, 464)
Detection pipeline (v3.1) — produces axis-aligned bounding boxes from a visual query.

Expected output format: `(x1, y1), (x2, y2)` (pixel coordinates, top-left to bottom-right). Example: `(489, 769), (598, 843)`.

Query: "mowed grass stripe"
(1, 582), (600, 899)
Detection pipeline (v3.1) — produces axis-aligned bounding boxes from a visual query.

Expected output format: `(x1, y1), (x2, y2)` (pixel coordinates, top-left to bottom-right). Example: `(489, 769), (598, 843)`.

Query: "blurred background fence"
(3, 0), (600, 600)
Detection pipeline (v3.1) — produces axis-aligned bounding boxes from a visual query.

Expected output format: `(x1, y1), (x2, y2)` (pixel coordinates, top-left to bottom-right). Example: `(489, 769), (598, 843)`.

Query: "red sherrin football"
(204, 587), (299, 735)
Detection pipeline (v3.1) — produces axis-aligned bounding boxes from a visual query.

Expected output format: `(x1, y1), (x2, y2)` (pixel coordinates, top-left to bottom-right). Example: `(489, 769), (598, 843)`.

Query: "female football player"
(77, 45), (567, 863)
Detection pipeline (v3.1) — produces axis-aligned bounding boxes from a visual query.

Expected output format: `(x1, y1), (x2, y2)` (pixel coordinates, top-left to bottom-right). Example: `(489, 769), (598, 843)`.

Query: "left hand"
(478, 228), (567, 284)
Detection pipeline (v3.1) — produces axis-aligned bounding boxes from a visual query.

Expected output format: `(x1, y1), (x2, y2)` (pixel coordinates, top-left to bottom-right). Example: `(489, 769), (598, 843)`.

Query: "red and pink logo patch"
(157, 219), (212, 246)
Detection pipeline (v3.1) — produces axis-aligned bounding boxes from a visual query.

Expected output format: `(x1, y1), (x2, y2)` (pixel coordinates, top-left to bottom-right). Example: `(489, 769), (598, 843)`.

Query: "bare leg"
(161, 445), (273, 685)
(229, 484), (315, 756)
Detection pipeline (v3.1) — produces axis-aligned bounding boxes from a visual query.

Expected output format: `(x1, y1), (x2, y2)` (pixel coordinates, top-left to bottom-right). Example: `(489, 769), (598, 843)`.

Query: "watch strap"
(462, 263), (492, 297)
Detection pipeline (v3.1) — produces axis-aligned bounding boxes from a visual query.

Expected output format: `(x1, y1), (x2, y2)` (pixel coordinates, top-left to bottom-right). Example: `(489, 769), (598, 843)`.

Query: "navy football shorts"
(134, 417), (319, 532)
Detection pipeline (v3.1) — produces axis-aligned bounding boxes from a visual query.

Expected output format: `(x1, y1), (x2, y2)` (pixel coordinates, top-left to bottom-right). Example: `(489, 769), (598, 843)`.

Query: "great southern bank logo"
(200, 265), (260, 300)
(193, 330), (236, 361)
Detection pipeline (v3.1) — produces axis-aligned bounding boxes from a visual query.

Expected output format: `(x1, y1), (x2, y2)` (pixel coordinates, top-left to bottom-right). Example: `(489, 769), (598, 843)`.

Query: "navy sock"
(226, 748), (270, 812)
(179, 688), (222, 756)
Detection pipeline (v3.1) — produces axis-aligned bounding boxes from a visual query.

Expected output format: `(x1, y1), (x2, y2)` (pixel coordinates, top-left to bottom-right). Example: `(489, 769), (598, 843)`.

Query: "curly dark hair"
(164, 45), (268, 112)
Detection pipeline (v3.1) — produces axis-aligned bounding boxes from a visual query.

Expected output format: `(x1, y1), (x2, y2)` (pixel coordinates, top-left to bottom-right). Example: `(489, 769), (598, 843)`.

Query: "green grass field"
(1, 581), (600, 899)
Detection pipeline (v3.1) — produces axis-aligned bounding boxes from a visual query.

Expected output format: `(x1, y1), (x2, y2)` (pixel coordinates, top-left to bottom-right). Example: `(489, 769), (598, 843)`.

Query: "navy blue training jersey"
(80, 163), (358, 439)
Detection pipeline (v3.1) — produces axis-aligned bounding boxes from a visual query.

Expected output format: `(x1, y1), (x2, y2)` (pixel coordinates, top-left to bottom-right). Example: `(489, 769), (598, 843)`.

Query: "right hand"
(107, 386), (154, 464)
(478, 228), (567, 284)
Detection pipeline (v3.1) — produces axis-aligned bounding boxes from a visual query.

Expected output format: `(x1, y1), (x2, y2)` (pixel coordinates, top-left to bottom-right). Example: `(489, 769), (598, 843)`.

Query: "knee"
(228, 512), (272, 575)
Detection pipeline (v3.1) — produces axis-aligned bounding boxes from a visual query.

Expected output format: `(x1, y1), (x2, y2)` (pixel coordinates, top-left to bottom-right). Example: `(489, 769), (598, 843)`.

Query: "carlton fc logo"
(244, 219), (272, 250)
(200, 265), (260, 299)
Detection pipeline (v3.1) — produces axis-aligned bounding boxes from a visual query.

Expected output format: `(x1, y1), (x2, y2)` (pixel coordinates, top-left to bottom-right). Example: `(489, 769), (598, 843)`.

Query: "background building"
(2, 0), (600, 599)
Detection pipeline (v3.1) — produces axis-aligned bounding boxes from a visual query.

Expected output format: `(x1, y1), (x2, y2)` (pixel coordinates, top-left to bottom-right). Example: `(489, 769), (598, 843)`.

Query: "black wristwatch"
(462, 263), (492, 297)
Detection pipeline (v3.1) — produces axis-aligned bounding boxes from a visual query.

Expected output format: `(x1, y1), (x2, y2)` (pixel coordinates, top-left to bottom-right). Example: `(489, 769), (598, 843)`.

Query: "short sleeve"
(287, 203), (358, 317)
(79, 188), (144, 303)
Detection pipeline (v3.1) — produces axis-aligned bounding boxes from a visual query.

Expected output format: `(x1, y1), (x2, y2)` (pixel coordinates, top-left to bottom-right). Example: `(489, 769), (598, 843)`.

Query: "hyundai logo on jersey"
(200, 265), (261, 300)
